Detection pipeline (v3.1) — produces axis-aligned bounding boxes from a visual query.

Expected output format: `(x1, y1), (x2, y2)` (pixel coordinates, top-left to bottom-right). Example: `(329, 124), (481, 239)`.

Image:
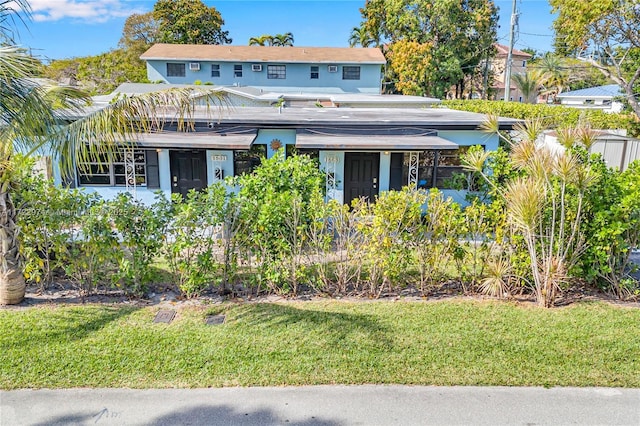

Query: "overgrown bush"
(62, 200), (122, 296)
(108, 192), (171, 295)
(162, 185), (228, 298)
(354, 188), (425, 296)
(236, 150), (325, 294)
(580, 156), (640, 297)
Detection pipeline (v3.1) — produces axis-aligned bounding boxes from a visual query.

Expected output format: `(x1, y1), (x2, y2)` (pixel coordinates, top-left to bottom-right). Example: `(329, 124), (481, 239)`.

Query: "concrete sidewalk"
(2, 385), (639, 425)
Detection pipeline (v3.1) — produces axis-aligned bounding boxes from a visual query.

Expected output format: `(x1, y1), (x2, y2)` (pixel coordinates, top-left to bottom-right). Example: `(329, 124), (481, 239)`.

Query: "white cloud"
(27, 0), (146, 23)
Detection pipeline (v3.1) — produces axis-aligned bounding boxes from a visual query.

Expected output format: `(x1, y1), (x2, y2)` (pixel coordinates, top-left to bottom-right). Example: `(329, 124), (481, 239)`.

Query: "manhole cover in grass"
(205, 315), (225, 326)
(153, 310), (176, 324)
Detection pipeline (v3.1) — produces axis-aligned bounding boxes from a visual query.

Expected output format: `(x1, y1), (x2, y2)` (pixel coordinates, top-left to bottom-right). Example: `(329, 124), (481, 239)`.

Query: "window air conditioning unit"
(251, 64), (263, 72)
(327, 65), (338, 73)
(189, 62), (201, 71)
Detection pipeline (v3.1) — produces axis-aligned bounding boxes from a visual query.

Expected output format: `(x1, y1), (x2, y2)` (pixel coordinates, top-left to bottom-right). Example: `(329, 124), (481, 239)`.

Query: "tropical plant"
(108, 192), (172, 295)
(535, 53), (569, 102)
(163, 186), (227, 298)
(248, 35), (274, 46)
(248, 33), (294, 47)
(273, 32), (294, 47)
(348, 26), (378, 48)
(512, 69), (546, 103)
(465, 119), (597, 307)
(0, 0), (227, 304)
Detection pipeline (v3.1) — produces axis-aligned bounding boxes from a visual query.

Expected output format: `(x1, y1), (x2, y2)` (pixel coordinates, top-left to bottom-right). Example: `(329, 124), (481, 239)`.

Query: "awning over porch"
(295, 134), (458, 150)
(134, 131), (257, 150)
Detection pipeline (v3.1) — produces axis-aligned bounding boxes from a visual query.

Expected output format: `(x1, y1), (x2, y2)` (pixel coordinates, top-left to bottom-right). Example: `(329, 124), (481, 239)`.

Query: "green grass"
(1, 300), (639, 389)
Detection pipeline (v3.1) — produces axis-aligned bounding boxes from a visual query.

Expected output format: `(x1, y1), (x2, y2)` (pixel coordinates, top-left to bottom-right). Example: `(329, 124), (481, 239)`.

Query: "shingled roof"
(141, 44), (387, 64)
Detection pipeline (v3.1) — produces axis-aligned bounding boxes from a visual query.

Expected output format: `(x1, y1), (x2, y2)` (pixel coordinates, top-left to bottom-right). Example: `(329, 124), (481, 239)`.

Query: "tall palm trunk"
(0, 182), (24, 304)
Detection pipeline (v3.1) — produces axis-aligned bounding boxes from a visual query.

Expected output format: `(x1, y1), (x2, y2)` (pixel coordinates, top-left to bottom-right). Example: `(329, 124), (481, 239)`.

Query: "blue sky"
(16, 0), (557, 61)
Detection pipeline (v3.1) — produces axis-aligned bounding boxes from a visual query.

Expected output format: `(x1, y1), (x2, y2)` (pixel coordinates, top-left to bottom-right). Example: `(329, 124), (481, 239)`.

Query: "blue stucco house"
(54, 45), (518, 206)
(140, 44), (386, 94)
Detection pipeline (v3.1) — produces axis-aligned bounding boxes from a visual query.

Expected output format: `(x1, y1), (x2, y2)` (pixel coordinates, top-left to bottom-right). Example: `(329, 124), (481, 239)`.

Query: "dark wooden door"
(170, 150), (207, 197)
(344, 152), (380, 205)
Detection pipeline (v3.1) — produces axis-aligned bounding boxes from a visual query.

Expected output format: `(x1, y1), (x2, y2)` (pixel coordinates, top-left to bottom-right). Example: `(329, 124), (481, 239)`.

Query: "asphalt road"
(2, 386), (639, 425)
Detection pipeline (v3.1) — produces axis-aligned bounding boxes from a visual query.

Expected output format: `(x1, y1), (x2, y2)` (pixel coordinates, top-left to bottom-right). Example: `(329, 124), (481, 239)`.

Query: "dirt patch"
(3, 276), (639, 310)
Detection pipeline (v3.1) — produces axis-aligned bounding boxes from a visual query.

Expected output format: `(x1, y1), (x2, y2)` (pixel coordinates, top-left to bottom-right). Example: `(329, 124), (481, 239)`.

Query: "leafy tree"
(387, 40), (461, 98)
(550, 0), (640, 118)
(153, 0), (231, 45)
(358, 0), (498, 98)
(521, 48), (538, 61)
(119, 12), (158, 53)
(43, 49), (149, 95)
(0, 0), (227, 304)
(42, 12), (158, 94)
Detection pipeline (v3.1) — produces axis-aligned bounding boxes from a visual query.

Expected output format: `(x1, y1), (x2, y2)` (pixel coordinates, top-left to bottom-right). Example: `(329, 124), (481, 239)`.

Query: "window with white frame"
(267, 65), (286, 79)
(77, 149), (147, 186)
(166, 63), (186, 77)
(211, 64), (220, 77)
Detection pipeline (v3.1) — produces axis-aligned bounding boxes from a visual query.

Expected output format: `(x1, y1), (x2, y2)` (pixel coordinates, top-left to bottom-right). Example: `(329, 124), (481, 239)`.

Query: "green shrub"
(163, 184), (228, 298)
(443, 100), (640, 137)
(107, 192), (172, 295)
(236, 149), (325, 294)
(580, 156), (640, 296)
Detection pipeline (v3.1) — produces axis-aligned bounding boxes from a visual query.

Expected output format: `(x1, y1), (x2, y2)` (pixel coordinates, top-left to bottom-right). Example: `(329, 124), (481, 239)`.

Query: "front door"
(170, 150), (208, 197)
(344, 152), (380, 205)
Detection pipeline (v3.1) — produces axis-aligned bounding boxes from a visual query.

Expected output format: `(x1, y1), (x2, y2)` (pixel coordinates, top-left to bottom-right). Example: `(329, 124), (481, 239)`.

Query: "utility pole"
(503, 0), (518, 102)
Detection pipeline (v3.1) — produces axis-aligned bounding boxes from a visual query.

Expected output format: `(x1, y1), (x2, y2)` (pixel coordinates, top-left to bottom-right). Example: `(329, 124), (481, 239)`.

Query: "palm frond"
(555, 127), (577, 149)
(53, 87), (229, 176)
(505, 177), (544, 231)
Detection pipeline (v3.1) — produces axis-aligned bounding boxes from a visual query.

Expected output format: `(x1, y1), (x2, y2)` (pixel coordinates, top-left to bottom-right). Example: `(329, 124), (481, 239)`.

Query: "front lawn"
(1, 300), (639, 389)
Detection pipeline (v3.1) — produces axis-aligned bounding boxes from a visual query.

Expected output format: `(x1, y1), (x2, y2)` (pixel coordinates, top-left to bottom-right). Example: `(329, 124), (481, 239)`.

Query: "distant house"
(490, 44), (532, 102)
(556, 84), (624, 113)
(140, 44), (386, 94)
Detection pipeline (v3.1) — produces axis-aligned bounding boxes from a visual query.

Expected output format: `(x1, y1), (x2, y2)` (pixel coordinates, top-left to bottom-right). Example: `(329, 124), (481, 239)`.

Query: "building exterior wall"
(62, 128), (496, 207)
(491, 53), (531, 102)
(146, 60), (382, 94)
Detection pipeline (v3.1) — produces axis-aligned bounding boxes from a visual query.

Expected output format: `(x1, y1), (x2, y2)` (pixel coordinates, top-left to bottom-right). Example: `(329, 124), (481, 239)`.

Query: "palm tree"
(272, 32), (294, 47)
(1, 0), (227, 304)
(248, 35), (274, 46)
(537, 53), (569, 102)
(512, 69), (546, 103)
(348, 26), (377, 48)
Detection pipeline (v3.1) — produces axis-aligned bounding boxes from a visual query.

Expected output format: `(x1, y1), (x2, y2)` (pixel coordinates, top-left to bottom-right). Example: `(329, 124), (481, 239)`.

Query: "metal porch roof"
(135, 131), (256, 149)
(295, 134), (458, 150)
